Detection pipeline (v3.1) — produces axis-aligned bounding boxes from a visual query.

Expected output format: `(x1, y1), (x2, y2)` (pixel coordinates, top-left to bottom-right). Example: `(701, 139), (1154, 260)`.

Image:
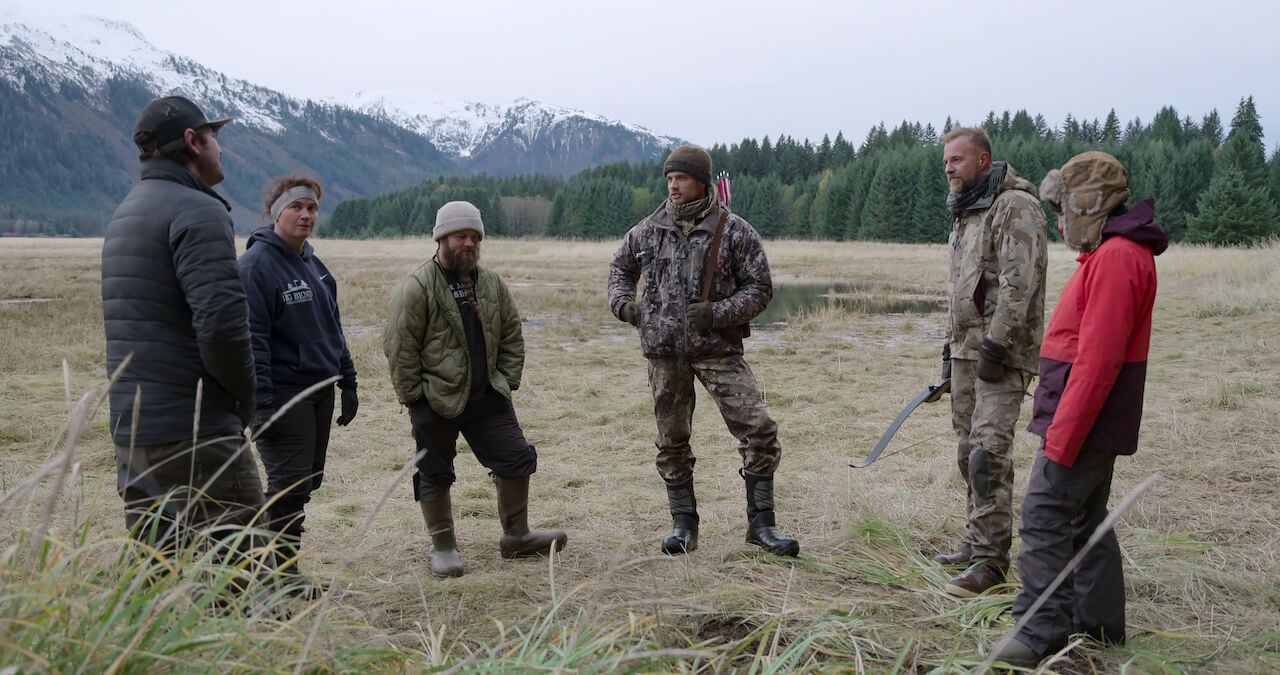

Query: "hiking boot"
(934, 542), (973, 566)
(989, 635), (1042, 669)
(661, 480), (699, 554)
(493, 475), (567, 558)
(944, 559), (1007, 597)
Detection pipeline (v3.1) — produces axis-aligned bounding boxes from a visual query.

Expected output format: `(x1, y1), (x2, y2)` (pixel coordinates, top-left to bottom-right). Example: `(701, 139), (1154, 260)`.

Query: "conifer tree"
(1102, 109), (1121, 144)
(1201, 109), (1224, 147)
(1185, 167), (1280, 244)
(1219, 128), (1269, 189)
(831, 132), (856, 166)
(1229, 95), (1263, 146)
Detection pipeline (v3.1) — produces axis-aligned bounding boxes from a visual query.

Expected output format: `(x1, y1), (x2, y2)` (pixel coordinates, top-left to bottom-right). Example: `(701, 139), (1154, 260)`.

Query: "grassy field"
(1, 235), (1278, 673)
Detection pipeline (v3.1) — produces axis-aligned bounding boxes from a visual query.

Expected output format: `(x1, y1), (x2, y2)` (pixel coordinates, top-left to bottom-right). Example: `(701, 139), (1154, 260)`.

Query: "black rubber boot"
(493, 475), (567, 559)
(661, 479), (699, 554)
(742, 469), (800, 557)
(419, 494), (464, 578)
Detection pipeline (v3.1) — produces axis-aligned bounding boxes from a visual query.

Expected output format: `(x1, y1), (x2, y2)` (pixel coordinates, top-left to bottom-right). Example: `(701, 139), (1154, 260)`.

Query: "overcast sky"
(40, 0), (1280, 151)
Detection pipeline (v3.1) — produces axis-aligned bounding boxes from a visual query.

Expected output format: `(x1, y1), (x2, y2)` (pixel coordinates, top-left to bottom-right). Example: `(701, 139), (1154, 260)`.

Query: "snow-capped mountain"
(342, 89), (682, 165)
(0, 3), (681, 232)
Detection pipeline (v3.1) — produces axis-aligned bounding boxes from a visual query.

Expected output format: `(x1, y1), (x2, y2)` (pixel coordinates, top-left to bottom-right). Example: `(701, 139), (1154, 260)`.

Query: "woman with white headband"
(238, 174), (359, 599)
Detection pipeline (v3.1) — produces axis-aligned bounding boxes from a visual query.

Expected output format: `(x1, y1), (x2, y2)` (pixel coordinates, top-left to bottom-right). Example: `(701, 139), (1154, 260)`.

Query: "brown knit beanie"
(663, 145), (712, 185)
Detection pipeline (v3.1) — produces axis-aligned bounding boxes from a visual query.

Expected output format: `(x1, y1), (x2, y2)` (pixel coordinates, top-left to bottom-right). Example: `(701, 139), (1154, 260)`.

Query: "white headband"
(270, 186), (318, 223)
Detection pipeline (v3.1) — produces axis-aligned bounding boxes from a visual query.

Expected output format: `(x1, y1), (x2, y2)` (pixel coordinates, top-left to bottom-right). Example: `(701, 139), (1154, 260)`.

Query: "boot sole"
(500, 539), (567, 559)
(747, 538), (800, 557)
(943, 582), (981, 598)
(661, 539), (698, 554)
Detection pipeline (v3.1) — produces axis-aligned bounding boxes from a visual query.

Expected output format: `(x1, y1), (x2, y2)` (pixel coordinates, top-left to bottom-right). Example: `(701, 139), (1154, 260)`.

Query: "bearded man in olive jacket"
(385, 201), (566, 579)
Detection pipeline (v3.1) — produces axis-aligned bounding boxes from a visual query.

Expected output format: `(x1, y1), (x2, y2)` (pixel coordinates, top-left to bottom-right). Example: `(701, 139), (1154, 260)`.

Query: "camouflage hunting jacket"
(609, 203), (772, 358)
(947, 166), (1048, 374)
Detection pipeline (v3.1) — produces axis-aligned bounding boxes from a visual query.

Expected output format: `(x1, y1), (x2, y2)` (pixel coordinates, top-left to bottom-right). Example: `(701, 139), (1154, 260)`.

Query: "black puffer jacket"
(101, 159), (256, 445)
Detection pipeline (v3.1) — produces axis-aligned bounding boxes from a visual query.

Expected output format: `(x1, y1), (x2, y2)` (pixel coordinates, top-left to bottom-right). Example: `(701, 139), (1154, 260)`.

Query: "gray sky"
(43, 0), (1280, 151)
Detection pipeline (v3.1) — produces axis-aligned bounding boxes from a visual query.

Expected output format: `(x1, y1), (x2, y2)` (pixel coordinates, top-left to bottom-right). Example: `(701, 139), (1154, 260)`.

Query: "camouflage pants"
(949, 358), (1030, 565)
(647, 353), (782, 484)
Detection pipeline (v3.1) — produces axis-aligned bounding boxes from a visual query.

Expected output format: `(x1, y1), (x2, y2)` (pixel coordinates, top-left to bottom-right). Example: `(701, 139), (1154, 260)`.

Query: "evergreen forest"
(325, 96), (1280, 245)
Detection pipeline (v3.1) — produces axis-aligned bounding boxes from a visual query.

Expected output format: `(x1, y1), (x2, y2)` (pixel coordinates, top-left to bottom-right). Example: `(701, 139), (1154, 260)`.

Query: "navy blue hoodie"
(239, 227), (356, 409)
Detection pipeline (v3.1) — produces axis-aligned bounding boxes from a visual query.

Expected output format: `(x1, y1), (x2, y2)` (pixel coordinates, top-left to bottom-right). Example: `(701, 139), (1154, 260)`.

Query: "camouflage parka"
(609, 202), (772, 358)
(947, 165), (1048, 374)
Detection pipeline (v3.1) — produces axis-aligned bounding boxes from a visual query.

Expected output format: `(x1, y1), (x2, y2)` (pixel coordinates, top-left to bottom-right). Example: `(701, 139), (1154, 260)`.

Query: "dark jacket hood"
(246, 226), (313, 260)
(1101, 199), (1168, 256)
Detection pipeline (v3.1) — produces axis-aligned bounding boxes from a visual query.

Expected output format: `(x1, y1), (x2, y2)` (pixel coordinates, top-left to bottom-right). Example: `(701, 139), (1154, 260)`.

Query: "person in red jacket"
(989, 151), (1168, 668)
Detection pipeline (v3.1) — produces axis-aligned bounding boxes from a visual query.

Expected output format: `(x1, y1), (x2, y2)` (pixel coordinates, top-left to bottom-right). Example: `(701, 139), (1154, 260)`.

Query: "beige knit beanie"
(433, 201), (485, 241)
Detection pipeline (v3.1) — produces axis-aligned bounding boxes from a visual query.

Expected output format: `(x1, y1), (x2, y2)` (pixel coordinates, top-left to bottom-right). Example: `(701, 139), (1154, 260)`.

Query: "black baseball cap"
(132, 96), (232, 152)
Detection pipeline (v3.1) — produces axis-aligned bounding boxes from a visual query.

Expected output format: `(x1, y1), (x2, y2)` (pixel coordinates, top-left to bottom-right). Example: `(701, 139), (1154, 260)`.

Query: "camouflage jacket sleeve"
(712, 219), (773, 328)
(607, 226), (642, 318)
(987, 192), (1047, 347)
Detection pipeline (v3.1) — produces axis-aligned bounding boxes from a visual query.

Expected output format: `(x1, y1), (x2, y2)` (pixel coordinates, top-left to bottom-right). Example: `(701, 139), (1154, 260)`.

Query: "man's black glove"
(619, 301), (639, 327)
(977, 337), (1006, 382)
(941, 342), (952, 381)
(336, 385), (359, 426)
(686, 302), (714, 332)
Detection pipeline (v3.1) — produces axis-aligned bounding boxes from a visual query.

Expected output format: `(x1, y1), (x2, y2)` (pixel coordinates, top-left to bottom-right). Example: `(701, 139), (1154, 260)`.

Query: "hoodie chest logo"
(282, 279), (314, 306)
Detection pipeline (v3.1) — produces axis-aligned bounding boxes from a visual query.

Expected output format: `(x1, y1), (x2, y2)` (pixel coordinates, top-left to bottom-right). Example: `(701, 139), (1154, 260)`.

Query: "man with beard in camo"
(608, 145), (799, 558)
(385, 201), (566, 579)
(933, 127), (1048, 597)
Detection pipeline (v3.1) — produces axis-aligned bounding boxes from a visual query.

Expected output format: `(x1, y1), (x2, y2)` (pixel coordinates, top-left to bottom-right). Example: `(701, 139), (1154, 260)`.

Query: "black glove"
(977, 337), (1006, 382)
(686, 302), (714, 332)
(619, 301), (639, 326)
(336, 386), (359, 426)
(941, 342), (952, 381)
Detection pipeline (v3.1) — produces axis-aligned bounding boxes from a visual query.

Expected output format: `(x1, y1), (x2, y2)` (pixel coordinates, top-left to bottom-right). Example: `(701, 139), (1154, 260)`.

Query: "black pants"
(1012, 445), (1125, 655)
(256, 386), (334, 537)
(409, 387), (536, 500)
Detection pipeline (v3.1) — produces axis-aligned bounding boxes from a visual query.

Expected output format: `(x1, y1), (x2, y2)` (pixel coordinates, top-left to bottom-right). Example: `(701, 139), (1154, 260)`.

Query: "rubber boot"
(742, 469), (800, 557)
(661, 479), (699, 554)
(493, 475), (567, 559)
(419, 495), (464, 578)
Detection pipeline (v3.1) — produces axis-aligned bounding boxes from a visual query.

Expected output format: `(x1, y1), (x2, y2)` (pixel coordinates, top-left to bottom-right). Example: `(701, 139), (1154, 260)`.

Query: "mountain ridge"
(0, 4), (682, 234)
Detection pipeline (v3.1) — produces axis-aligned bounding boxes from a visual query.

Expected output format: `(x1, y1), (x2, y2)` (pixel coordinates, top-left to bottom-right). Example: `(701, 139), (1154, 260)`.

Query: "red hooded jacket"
(1026, 199), (1168, 467)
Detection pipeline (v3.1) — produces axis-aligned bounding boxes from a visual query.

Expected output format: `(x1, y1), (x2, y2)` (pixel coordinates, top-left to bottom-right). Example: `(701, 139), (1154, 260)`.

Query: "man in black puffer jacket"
(102, 96), (265, 573)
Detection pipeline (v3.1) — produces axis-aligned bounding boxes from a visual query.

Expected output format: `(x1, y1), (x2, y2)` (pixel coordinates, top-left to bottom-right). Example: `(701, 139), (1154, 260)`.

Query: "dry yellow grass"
(1, 235), (1278, 672)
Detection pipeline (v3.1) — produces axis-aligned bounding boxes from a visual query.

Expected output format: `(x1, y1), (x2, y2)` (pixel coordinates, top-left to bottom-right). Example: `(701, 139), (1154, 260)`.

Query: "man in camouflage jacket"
(608, 145), (798, 557)
(935, 127), (1048, 597)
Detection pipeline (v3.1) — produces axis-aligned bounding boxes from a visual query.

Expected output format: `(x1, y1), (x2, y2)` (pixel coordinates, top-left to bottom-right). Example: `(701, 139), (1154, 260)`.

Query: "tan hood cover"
(1040, 151), (1130, 251)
